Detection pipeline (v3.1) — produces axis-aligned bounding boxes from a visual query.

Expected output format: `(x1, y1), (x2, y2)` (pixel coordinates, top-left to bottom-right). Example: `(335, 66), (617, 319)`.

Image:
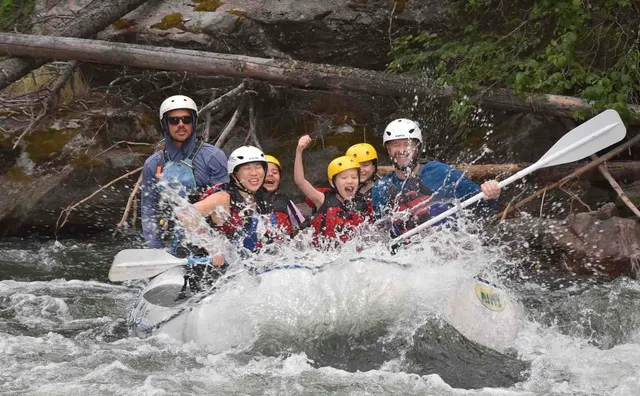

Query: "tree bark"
(1, 33), (638, 118)
(378, 161), (640, 184)
(0, 0), (148, 90)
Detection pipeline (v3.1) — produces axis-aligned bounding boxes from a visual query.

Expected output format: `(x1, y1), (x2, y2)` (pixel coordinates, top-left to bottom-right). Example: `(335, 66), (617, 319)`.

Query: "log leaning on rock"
(0, 33), (639, 119)
(0, 0), (149, 90)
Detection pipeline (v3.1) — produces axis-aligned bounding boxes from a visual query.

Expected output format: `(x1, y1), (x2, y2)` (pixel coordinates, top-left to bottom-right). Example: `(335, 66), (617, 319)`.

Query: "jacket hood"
(161, 109), (199, 161)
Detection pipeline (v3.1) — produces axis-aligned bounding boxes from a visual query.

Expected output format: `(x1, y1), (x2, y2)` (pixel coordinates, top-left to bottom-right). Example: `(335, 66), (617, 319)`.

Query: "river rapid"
(1, 224), (640, 396)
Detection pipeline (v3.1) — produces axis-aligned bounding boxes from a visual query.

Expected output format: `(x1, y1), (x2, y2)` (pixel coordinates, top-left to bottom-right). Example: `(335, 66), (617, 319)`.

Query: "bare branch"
(12, 60), (79, 149)
(116, 172), (143, 229)
(199, 81), (247, 116)
(215, 98), (247, 148)
(56, 166), (143, 231)
(592, 154), (640, 220)
(91, 140), (154, 161)
(202, 90), (217, 143)
(245, 96), (262, 149)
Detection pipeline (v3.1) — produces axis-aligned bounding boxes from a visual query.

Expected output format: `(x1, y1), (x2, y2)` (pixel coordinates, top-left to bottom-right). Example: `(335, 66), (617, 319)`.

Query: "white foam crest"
(3, 292), (71, 328)
(164, 225), (519, 354)
(515, 320), (640, 395)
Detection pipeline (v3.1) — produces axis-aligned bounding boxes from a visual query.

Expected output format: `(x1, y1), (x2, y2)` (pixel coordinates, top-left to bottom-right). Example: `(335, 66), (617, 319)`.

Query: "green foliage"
(388, 0), (639, 124)
(0, 0), (34, 32)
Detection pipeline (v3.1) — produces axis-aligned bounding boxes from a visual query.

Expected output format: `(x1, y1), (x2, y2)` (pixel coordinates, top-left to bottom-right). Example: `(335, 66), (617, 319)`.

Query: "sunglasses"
(167, 116), (193, 125)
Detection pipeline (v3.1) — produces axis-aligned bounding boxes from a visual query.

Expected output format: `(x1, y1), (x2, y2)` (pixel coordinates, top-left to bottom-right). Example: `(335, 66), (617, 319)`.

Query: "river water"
(1, 225), (640, 396)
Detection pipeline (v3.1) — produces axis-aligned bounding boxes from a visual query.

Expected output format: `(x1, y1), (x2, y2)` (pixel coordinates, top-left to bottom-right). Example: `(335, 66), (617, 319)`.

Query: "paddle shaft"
(392, 121), (620, 243)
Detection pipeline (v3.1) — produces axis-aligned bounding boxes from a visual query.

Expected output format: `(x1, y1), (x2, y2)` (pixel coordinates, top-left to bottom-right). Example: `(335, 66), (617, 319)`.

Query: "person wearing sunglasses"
(141, 95), (229, 252)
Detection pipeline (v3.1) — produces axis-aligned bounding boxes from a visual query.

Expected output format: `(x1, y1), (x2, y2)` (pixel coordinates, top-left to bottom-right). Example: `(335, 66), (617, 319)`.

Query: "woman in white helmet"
(141, 94), (228, 252)
(193, 146), (275, 253)
(371, 118), (502, 238)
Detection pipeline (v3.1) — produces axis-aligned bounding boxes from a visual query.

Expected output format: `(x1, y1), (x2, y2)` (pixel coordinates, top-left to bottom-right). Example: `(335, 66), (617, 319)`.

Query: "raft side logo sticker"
(474, 283), (506, 312)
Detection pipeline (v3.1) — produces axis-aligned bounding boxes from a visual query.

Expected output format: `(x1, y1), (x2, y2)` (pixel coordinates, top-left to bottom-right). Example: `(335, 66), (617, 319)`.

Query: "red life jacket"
(199, 182), (271, 251)
(268, 192), (297, 238)
(306, 189), (374, 247)
(386, 175), (433, 236)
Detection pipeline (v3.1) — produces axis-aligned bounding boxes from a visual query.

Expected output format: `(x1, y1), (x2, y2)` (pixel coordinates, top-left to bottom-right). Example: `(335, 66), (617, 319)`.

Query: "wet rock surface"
(495, 205), (640, 278)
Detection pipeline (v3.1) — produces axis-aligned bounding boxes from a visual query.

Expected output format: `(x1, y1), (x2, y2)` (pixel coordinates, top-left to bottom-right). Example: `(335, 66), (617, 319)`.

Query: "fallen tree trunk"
(378, 161), (640, 184)
(1, 33), (638, 118)
(0, 0), (148, 90)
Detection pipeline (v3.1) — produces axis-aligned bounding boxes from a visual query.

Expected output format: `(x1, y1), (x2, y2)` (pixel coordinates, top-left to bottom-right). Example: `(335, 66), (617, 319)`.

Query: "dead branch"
(199, 81), (247, 116)
(2, 33), (639, 119)
(202, 90), (217, 142)
(497, 133), (640, 219)
(592, 154), (640, 219)
(215, 98), (247, 148)
(91, 140), (154, 161)
(245, 96), (262, 149)
(56, 166), (143, 231)
(559, 185), (592, 211)
(12, 60), (78, 149)
(116, 172), (143, 229)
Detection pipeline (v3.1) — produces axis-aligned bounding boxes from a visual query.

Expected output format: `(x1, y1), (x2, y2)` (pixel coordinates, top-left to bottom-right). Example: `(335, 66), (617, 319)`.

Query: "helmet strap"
(232, 174), (256, 197)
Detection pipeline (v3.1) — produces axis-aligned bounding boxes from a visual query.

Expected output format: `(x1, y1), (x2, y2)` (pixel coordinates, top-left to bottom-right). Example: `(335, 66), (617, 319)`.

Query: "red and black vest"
(199, 182), (271, 251)
(385, 175), (433, 236)
(267, 192), (298, 238)
(305, 189), (374, 247)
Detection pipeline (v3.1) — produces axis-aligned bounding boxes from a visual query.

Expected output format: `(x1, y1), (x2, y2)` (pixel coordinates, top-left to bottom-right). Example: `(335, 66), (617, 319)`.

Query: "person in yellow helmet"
(345, 143), (378, 199)
(263, 155), (305, 237)
(294, 135), (374, 247)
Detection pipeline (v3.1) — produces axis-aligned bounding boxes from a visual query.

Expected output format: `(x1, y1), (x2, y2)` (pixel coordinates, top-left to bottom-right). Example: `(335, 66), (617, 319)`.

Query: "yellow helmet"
(327, 155), (360, 181)
(346, 143), (377, 163)
(265, 155), (281, 169)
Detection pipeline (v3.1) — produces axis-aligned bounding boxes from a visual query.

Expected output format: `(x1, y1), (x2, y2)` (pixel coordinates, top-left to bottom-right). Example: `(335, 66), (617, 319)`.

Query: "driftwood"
(378, 160), (640, 184)
(56, 166), (143, 231)
(1, 33), (639, 119)
(116, 173), (143, 230)
(592, 155), (640, 219)
(215, 98), (247, 148)
(0, 0), (148, 90)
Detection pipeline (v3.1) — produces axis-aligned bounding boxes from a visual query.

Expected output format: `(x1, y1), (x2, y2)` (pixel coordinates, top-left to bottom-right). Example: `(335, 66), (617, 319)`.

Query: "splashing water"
(1, 217), (640, 394)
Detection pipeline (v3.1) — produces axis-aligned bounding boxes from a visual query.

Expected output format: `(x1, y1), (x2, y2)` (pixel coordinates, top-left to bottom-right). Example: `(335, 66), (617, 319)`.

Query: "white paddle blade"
(108, 249), (185, 282)
(539, 109), (626, 168)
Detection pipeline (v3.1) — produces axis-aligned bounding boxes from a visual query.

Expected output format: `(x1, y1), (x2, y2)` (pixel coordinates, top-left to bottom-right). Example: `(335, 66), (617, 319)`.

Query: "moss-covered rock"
(194, 0), (224, 12)
(5, 166), (33, 181)
(24, 128), (80, 163)
(111, 18), (136, 30)
(151, 13), (186, 30)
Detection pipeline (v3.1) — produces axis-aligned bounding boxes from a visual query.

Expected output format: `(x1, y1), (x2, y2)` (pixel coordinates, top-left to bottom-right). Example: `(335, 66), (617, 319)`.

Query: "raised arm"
(294, 135), (325, 209)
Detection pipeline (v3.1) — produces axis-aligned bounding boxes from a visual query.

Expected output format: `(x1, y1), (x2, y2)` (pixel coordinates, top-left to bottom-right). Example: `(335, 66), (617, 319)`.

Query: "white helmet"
(382, 118), (422, 145)
(227, 146), (267, 175)
(159, 95), (198, 119)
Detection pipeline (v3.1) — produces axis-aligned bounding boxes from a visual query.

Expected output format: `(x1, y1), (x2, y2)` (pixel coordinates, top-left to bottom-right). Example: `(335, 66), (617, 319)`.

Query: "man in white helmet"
(372, 118), (501, 237)
(141, 95), (229, 250)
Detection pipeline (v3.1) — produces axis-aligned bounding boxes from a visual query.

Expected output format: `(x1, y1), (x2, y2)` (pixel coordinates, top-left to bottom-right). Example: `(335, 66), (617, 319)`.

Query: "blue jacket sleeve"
(205, 147), (229, 187)
(141, 155), (164, 249)
(421, 162), (500, 214)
